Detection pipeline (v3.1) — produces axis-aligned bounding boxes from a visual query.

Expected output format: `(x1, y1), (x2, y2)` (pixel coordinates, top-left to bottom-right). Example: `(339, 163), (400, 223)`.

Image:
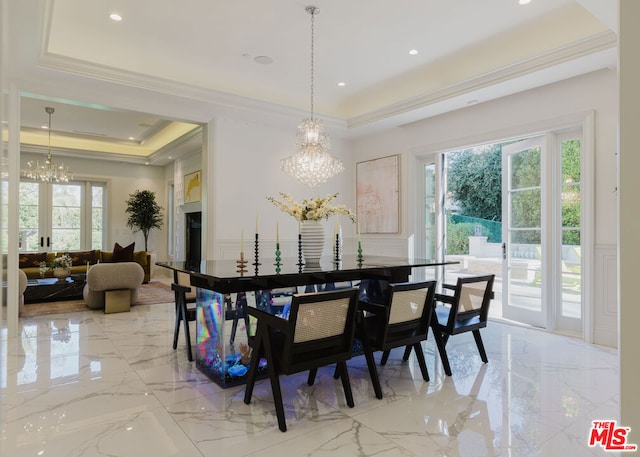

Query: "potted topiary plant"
(125, 189), (164, 252)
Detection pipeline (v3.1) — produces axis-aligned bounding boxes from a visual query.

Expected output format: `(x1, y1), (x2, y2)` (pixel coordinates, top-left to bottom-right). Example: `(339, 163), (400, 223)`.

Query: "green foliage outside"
(445, 138), (582, 254)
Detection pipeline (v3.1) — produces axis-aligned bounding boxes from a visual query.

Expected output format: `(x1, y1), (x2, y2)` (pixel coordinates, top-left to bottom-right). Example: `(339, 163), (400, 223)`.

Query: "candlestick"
(255, 212), (259, 234)
(274, 240), (282, 274)
(241, 230), (244, 253)
(253, 233), (261, 275)
(297, 233), (304, 272)
(236, 251), (248, 275)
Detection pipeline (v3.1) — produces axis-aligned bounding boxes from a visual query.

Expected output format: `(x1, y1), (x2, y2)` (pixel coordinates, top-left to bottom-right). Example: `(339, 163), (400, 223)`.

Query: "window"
(17, 179), (106, 252)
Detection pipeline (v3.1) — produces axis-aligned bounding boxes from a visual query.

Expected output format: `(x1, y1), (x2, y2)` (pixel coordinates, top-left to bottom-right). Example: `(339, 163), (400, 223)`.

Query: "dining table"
(157, 255), (456, 388)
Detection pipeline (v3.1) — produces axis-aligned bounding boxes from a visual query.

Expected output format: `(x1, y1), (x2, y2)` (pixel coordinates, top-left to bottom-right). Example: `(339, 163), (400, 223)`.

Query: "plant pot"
(301, 220), (325, 266)
(53, 267), (71, 282)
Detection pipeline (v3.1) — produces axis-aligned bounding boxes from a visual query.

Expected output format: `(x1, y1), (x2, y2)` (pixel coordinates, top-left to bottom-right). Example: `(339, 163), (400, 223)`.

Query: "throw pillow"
(19, 252), (47, 268)
(70, 250), (96, 266)
(111, 242), (135, 262)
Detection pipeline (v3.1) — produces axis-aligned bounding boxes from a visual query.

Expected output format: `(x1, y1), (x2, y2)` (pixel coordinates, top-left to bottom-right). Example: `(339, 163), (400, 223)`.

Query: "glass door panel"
(502, 137), (546, 327)
(51, 183), (82, 252)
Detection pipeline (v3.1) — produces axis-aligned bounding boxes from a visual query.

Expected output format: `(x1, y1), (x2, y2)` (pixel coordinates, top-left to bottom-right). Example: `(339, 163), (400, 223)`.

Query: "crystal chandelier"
(23, 107), (72, 183)
(281, 6), (344, 188)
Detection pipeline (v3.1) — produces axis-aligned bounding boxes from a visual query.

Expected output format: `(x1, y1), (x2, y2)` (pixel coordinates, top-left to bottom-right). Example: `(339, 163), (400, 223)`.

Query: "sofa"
(83, 262), (144, 310)
(15, 250), (151, 283)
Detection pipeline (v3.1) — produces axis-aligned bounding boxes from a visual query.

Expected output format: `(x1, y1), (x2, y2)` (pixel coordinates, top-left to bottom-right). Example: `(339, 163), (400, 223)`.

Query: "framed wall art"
(184, 170), (202, 203)
(356, 154), (399, 233)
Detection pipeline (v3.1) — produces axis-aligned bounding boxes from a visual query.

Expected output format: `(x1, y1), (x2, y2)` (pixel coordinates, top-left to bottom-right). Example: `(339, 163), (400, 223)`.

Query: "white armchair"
(83, 262), (144, 312)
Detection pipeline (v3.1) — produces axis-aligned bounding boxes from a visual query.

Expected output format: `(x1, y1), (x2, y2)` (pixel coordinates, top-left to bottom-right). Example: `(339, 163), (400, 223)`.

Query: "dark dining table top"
(157, 255), (455, 294)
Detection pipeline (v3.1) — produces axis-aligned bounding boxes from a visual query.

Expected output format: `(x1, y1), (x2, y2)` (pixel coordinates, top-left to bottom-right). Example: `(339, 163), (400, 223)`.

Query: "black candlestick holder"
(253, 233), (261, 275)
(296, 233), (304, 273)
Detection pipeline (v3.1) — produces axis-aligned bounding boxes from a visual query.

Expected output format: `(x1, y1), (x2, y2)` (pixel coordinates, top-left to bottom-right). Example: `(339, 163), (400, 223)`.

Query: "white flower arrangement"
(267, 192), (356, 222)
(52, 254), (73, 270)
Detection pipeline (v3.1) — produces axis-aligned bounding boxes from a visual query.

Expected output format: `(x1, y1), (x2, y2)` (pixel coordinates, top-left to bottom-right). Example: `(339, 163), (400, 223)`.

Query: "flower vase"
(53, 267), (71, 282)
(301, 220), (325, 266)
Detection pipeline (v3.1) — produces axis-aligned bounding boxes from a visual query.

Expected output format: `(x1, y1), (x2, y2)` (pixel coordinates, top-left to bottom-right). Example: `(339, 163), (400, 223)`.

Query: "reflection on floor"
(0, 302), (619, 457)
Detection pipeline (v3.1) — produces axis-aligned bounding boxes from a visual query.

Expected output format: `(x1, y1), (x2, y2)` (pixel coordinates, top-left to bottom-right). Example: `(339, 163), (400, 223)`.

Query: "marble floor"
(0, 302), (619, 457)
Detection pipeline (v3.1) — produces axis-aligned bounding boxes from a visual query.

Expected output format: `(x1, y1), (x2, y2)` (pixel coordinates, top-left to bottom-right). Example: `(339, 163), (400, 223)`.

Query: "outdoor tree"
(447, 145), (502, 221)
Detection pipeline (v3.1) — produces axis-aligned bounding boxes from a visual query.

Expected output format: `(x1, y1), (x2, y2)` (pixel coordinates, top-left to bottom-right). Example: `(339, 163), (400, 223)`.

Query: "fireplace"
(185, 212), (202, 271)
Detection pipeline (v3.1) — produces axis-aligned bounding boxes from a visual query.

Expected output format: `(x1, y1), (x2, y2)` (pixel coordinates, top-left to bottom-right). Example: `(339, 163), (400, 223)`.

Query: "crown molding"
(347, 31), (617, 129)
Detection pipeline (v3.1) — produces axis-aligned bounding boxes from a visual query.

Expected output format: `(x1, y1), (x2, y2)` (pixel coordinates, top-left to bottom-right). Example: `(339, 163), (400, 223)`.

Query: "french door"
(501, 132), (583, 332)
(423, 127), (585, 334)
(18, 180), (106, 252)
(502, 137), (546, 327)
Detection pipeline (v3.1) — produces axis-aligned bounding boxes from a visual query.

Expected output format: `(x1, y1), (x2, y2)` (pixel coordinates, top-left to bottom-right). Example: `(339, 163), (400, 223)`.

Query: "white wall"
(210, 116), (355, 259)
(350, 69), (618, 346)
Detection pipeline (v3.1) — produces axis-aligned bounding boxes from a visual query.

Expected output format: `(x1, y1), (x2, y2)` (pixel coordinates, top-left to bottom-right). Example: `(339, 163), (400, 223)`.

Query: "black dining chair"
(358, 281), (437, 399)
(430, 274), (495, 376)
(172, 271), (197, 361)
(243, 288), (359, 432)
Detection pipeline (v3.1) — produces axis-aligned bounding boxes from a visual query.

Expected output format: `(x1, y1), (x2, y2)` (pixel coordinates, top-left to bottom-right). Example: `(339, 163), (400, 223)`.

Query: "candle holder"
(253, 233), (261, 275)
(274, 242), (282, 274)
(296, 233), (304, 273)
(334, 233), (341, 262)
(236, 252), (248, 276)
(357, 240), (364, 267)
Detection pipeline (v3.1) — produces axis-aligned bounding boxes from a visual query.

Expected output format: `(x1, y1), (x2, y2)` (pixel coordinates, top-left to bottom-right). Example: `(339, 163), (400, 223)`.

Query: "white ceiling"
(10, 0), (617, 164)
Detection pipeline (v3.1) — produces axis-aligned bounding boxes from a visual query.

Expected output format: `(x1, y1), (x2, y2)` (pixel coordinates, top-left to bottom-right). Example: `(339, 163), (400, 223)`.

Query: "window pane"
(562, 139), (581, 183)
(19, 182), (40, 251)
(510, 146), (541, 189)
(510, 189), (541, 228)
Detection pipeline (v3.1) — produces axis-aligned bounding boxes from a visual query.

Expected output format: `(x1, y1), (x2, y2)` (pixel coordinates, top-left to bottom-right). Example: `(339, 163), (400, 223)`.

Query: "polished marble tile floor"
(1, 303), (619, 457)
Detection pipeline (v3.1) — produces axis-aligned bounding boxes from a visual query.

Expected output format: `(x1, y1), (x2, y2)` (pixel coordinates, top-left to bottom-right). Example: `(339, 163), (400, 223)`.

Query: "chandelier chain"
(309, 6), (315, 120)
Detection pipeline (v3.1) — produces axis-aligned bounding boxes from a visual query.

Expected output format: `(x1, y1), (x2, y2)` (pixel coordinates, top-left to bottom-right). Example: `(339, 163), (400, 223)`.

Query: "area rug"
(20, 281), (174, 317)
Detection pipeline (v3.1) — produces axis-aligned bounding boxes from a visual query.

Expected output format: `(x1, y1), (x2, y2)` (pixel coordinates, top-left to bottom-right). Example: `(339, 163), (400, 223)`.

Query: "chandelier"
(280, 6), (344, 188)
(23, 107), (72, 183)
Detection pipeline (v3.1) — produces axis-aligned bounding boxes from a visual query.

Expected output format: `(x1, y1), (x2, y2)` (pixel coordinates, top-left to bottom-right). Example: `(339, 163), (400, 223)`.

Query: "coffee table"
(24, 275), (86, 303)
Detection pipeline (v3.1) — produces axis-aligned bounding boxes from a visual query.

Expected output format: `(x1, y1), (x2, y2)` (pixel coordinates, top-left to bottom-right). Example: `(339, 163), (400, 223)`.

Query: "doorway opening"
(185, 212), (201, 271)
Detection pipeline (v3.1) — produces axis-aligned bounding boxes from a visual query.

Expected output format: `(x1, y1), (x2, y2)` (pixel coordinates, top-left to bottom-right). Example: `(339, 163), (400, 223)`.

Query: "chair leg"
(473, 330), (488, 363)
(402, 345), (412, 361)
(230, 313), (239, 345)
(380, 350), (391, 365)
(307, 368), (318, 386)
(364, 348), (383, 399)
(172, 301), (181, 350)
(243, 325), (265, 405)
(412, 343), (429, 382)
(433, 330), (452, 376)
(337, 361), (355, 408)
(181, 302), (193, 362)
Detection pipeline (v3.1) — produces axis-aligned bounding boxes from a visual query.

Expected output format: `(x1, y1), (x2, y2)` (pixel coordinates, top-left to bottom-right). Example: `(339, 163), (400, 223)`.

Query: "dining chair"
(358, 281), (437, 399)
(430, 274), (495, 376)
(243, 288), (359, 432)
(172, 271), (197, 361)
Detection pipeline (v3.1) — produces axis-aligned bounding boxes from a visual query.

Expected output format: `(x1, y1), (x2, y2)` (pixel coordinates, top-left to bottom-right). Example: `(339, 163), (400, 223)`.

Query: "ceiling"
(10, 0), (617, 165)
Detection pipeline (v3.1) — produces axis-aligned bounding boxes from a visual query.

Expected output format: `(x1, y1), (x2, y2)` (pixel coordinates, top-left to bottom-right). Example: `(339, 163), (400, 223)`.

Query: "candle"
(241, 230), (244, 253)
(276, 222), (279, 244)
(334, 215), (339, 238)
(255, 212), (259, 234)
(298, 220), (301, 234)
(357, 222), (361, 241)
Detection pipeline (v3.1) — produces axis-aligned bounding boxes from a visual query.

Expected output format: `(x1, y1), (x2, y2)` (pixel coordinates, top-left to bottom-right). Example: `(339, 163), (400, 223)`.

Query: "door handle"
(40, 236), (44, 247)
(502, 243), (506, 260)
(47, 237), (50, 248)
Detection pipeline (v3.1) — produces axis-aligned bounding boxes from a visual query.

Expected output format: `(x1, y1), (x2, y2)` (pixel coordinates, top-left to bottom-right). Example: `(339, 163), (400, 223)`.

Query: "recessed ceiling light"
(254, 56), (273, 65)
(128, 136), (135, 140)
(337, 81), (346, 87)
(518, 0), (531, 4)
(41, 124), (48, 129)
(110, 13), (122, 21)
(167, 156), (173, 160)
(409, 49), (418, 55)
